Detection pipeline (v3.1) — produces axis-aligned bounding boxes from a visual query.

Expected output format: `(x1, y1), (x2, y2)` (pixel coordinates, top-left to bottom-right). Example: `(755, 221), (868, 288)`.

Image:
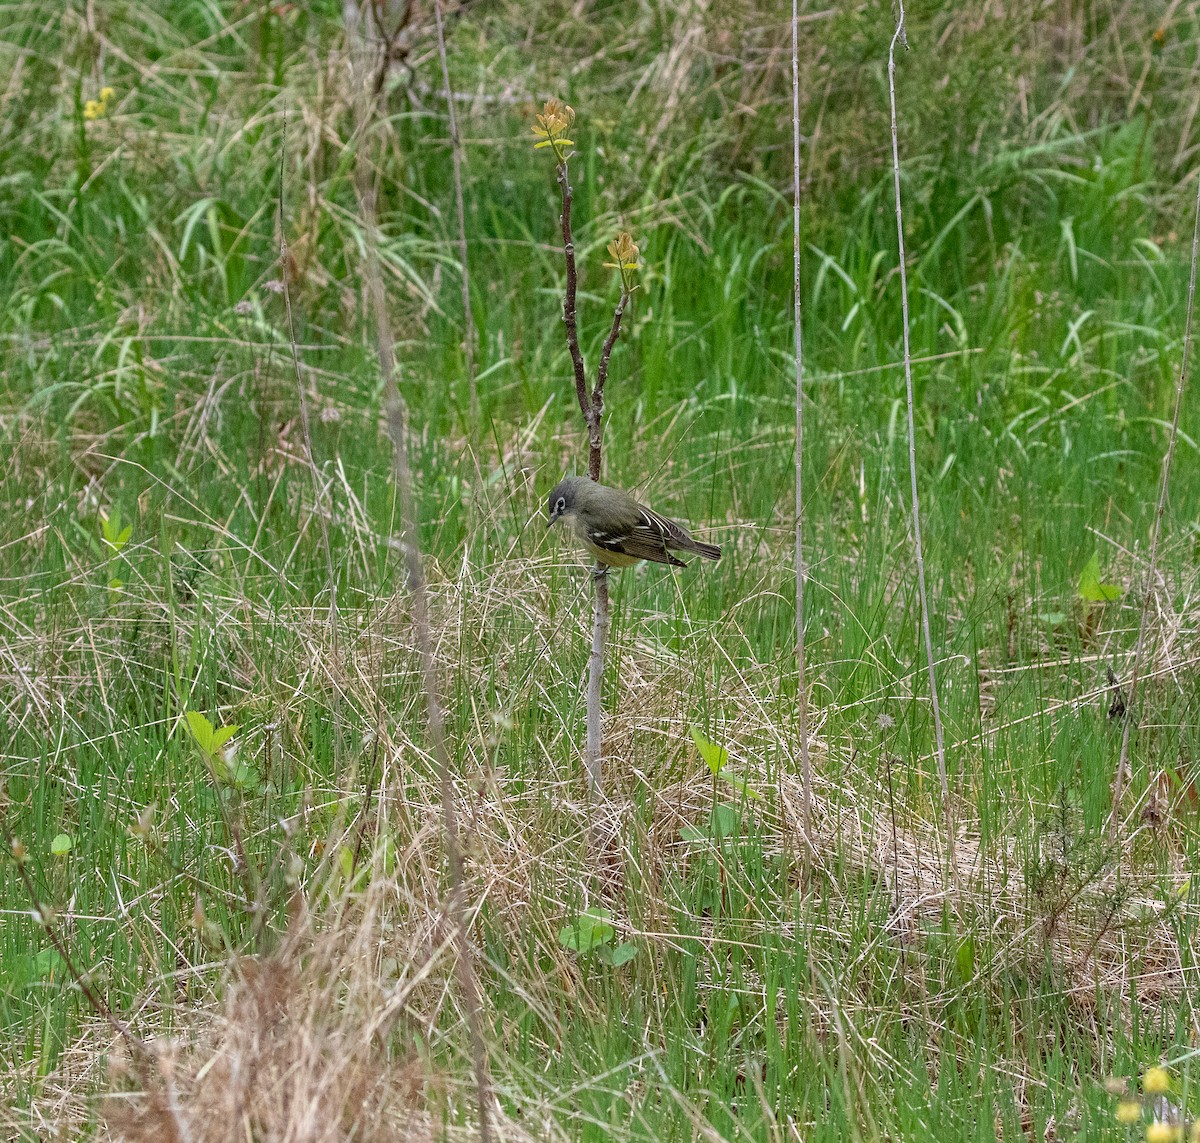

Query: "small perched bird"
(546, 476), (722, 569)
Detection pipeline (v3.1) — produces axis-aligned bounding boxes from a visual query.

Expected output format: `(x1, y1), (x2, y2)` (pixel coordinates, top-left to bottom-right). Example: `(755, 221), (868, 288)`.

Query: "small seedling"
(1077, 552), (1122, 603)
(100, 508), (132, 599)
(184, 710), (260, 793)
(557, 907), (637, 967)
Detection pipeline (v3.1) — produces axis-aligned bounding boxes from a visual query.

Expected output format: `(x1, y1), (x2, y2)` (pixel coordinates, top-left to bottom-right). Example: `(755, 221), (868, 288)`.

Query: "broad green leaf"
(712, 803), (741, 841)
(1077, 552), (1122, 602)
(955, 936), (976, 981)
(211, 724), (239, 753)
(719, 770), (762, 801)
(557, 907), (615, 954)
(101, 509), (132, 553)
(1036, 611), (1067, 626)
(337, 846), (355, 880)
(597, 941), (637, 967)
(680, 803), (743, 845)
(690, 727), (728, 776)
(50, 833), (72, 857)
(184, 711), (216, 756)
(33, 947), (66, 980)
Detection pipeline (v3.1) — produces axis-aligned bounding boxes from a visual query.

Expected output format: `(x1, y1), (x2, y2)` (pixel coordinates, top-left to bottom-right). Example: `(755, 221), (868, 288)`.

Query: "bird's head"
(546, 476), (586, 527)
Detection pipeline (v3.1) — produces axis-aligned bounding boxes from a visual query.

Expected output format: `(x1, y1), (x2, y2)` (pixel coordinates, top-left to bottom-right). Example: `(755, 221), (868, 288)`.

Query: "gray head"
(546, 475), (588, 527)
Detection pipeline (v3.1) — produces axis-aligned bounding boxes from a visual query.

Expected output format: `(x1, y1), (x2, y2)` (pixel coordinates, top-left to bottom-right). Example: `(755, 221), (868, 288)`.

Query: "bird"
(546, 476), (722, 569)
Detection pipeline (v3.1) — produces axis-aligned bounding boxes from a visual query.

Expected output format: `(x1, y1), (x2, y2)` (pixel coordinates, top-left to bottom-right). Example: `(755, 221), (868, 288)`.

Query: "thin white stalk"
(792, 0), (814, 842)
(277, 123), (342, 777)
(348, 15), (492, 1141)
(586, 566), (609, 797)
(433, 0), (476, 418)
(1108, 166), (1200, 838)
(887, 5), (956, 876)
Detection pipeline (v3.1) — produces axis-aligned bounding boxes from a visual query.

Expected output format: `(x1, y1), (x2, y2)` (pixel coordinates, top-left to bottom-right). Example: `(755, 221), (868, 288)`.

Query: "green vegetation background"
(2, 1), (1199, 1139)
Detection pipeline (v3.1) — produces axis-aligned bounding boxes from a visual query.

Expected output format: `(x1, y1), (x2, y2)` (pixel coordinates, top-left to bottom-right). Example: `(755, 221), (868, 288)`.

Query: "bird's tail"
(689, 540), (721, 561)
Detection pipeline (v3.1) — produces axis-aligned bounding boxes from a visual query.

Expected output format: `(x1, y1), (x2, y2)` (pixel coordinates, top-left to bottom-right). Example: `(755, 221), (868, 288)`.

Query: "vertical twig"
(586, 566), (610, 796)
(433, 0), (476, 418)
(553, 151), (605, 794)
(1108, 166), (1200, 838)
(277, 124), (342, 777)
(887, 6), (956, 878)
(536, 103), (635, 800)
(791, 0), (814, 844)
(351, 21), (492, 1142)
(555, 157), (603, 480)
(359, 163), (492, 1143)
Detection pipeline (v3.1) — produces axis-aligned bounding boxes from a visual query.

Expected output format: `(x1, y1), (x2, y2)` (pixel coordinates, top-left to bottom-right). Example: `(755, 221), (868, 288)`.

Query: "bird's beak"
(547, 509), (559, 528)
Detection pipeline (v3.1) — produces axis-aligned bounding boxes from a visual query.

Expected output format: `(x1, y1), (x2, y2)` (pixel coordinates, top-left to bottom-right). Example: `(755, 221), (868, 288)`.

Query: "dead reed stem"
(433, 0), (477, 419)
(277, 124), (343, 777)
(887, 4), (957, 879)
(351, 22), (492, 1140)
(791, 0), (814, 844)
(1108, 164), (1200, 837)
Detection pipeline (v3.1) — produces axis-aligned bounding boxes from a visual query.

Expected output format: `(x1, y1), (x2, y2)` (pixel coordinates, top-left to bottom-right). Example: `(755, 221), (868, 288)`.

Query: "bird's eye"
(556, 497), (566, 512)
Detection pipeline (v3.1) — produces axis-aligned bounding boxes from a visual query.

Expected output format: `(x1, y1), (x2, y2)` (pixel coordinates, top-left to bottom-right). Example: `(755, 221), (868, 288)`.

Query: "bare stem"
(887, 5), (956, 878)
(556, 159), (601, 478)
(433, 0), (476, 419)
(277, 127), (342, 776)
(1108, 165), (1200, 838)
(352, 30), (492, 1141)
(586, 565), (610, 796)
(792, 0), (814, 844)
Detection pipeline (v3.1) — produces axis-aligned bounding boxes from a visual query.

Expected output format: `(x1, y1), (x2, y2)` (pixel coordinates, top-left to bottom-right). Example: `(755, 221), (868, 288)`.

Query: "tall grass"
(1, 2), (1199, 1140)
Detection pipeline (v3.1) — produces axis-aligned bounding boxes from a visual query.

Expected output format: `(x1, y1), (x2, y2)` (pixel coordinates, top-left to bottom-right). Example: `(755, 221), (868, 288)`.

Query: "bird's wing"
(587, 524), (686, 567)
(635, 505), (699, 550)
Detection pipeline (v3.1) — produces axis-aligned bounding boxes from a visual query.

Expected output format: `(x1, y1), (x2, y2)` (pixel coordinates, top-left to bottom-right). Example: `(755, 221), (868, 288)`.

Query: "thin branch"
(277, 122), (342, 775)
(1108, 164), (1200, 838)
(585, 566), (610, 796)
(792, 0), (814, 844)
(433, 0), (476, 418)
(556, 160), (599, 468)
(887, 5), (956, 877)
(352, 25), (492, 1142)
(359, 158), (492, 1143)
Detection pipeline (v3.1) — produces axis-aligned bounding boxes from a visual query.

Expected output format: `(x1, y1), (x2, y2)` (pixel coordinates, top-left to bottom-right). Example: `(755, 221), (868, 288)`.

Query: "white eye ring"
(556, 498), (566, 512)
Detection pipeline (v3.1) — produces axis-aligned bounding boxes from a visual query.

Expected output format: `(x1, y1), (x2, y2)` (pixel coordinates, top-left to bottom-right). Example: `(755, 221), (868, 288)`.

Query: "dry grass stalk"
(433, 0), (477, 419)
(886, 2), (956, 880)
(791, 0), (814, 845)
(351, 18), (492, 1143)
(1109, 165), (1200, 838)
(98, 864), (540, 1143)
(277, 123), (344, 777)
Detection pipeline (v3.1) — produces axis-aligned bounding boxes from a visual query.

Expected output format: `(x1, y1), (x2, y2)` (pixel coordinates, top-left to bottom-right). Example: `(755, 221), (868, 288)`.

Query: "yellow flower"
(603, 232), (641, 273)
(83, 99), (105, 120)
(1117, 1101), (1143, 1125)
(1146, 1123), (1181, 1143)
(531, 98), (575, 159)
(1144, 1067), (1171, 1095)
(99, 86), (115, 103)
